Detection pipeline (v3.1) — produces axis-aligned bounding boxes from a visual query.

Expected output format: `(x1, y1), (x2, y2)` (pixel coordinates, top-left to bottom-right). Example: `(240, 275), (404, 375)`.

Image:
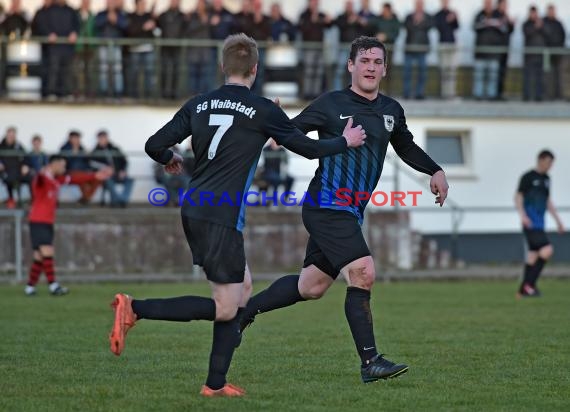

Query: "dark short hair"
(69, 130), (81, 138)
(349, 36), (387, 64)
(529, 5), (537, 12)
(48, 154), (66, 163)
(538, 149), (554, 160)
(31, 134), (42, 142)
(97, 130), (109, 138)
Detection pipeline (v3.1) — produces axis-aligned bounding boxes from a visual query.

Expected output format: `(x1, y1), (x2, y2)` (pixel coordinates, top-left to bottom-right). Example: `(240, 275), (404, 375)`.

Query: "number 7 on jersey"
(208, 114), (234, 159)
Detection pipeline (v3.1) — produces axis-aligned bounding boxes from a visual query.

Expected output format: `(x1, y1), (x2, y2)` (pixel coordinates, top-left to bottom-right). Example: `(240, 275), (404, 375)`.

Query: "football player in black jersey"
(107, 33), (367, 397)
(515, 150), (564, 298)
(239, 36), (450, 383)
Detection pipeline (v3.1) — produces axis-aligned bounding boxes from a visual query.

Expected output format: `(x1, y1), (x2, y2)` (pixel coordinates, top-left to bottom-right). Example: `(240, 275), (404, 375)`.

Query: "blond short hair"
(222, 33), (259, 78)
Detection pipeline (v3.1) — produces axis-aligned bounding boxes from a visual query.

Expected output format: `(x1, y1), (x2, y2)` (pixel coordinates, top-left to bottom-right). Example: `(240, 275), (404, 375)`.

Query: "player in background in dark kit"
(515, 150), (564, 298)
(239, 36), (449, 383)
(108, 33), (366, 397)
(25, 155), (111, 296)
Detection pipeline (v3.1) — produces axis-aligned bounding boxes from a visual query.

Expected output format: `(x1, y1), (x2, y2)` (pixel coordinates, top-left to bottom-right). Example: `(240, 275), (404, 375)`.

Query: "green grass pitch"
(1, 280), (569, 411)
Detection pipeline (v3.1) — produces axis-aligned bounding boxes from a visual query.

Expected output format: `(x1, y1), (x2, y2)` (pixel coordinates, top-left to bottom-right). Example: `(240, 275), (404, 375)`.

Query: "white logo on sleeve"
(339, 114), (353, 119)
(383, 115), (394, 132)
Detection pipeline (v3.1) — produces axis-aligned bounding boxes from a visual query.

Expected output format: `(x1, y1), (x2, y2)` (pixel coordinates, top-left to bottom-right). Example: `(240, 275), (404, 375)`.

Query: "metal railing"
(1, 36), (569, 102)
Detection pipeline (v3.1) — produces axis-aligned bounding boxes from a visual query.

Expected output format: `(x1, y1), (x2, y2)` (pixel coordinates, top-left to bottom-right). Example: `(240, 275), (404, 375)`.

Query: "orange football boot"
(200, 383), (246, 397)
(109, 293), (137, 356)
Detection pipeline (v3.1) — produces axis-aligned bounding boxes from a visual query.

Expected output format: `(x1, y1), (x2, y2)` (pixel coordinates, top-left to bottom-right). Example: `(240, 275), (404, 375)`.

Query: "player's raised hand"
(342, 117), (366, 148)
(165, 152), (184, 175)
(273, 97), (281, 107)
(430, 170), (449, 207)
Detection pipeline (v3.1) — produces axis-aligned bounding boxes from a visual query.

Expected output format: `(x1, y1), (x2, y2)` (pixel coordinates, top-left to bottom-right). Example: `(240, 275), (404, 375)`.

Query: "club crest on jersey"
(383, 115), (394, 132)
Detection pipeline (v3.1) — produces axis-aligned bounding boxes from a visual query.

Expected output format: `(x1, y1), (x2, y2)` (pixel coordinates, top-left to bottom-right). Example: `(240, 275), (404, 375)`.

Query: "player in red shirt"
(25, 155), (111, 296)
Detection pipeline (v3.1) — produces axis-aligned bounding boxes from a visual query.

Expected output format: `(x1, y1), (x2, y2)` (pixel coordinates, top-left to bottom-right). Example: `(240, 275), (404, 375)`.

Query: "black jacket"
(523, 19), (547, 48)
(404, 12), (434, 50)
(157, 8), (185, 39)
(335, 12), (366, 43)
(0, 13), (29, 36)
(473, 9), (506, 59)
(91, 142), (128, 174)
(0, 139), (26, 179)
(543, 17), (566, 48)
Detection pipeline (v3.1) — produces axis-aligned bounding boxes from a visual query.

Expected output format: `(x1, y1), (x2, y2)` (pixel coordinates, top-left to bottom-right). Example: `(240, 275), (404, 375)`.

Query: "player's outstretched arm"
(547, 198), (565, 233)
(390, 107), (448, 206)
(267, 106), (366, 160)
(515, 192), (532, 228)
(145, 104), (193, 165)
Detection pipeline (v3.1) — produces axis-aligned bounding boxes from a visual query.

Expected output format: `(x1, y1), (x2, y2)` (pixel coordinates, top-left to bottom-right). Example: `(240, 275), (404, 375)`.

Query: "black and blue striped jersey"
(293, 88), (442, 223)
(518, 170), (550, 230)
(145, 84), (349, 231)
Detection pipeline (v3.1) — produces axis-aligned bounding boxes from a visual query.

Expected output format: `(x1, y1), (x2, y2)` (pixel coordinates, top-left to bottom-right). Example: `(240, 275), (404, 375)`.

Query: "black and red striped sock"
(27, 260), (43, 286)
(43, 257), (56, 284)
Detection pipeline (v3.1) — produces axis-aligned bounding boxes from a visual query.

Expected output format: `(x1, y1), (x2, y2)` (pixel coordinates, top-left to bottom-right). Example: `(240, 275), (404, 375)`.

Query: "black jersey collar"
(344, 86), (381, 105)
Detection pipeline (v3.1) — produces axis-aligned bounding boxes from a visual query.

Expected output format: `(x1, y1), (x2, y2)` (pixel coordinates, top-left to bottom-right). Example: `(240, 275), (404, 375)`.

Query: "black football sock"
(242, 275), (305, 322)
(206, 309), (242, 390)
(131, 296), (216, 321)
(530, 258), (546, 287)
(520, 263), (533, 292)
(345, 287), (379, 366)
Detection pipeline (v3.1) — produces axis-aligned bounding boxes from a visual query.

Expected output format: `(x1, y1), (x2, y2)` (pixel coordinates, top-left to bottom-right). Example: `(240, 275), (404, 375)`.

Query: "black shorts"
(181, 216), (246, 284)
(302, 207), (371, 279)
(523, 229), (550, 251)
(30, 223), (54, 250)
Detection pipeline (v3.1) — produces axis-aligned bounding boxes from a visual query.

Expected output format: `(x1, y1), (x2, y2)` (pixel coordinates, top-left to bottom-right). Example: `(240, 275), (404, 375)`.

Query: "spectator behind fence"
(334, 1), (366, 90)
(157, 0), (185, 99)
(126, 0), (156, 99)
(0, 127), (28, 208)
(435, 0), (459, 99)
(262, 139), (294, 201)
(472, 0), (504, 100)
(0, 0), (29, 37)
(91, 130), (133, 207)
(298, 0), (332, 100)
(368, 2), (400, 95)
(245, 0), (272, 95)
(186, 0), (212, 96)
(59, 130), (101, 204)
(496, 0), (514, 100)
(45, 0), (79, 101)
(154, 145), (188, 206)
(208, 0), (235, 87)
(358, 0), (376, 35)
(543, 4), (566, 100)
(95, 0), (127, 97)
(74, 0), (96, 99)
(31, 0), (53, 98)
(269, 3), (296, 42)
(403, 0), (434, 100)
(233, 0), (253, 34)
(523, 5), (547, 102)
(24, 135), (49, 176)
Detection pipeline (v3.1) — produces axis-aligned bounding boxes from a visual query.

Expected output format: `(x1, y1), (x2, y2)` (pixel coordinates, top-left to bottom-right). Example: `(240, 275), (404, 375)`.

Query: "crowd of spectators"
(0, 0), (567, 101)
(0, 126), (136, 208)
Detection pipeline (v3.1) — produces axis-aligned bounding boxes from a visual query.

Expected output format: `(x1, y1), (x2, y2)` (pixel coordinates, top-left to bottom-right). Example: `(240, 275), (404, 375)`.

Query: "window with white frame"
(426, 130), (473, 176)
